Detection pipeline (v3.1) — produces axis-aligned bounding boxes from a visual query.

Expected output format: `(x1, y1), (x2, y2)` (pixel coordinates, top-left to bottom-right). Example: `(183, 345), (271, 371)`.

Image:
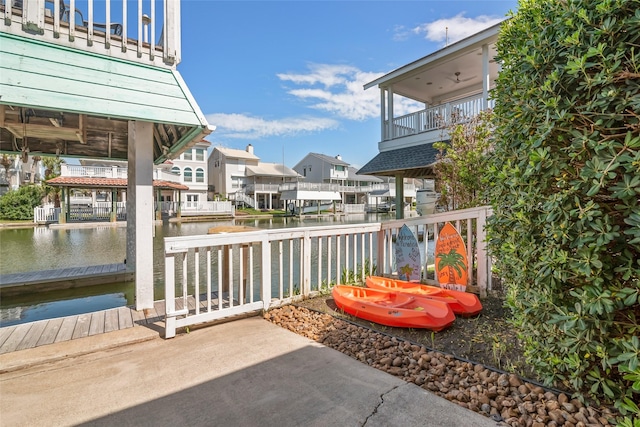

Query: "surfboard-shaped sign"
(435, 222), (468, 291)
(395, 224), (421, 282)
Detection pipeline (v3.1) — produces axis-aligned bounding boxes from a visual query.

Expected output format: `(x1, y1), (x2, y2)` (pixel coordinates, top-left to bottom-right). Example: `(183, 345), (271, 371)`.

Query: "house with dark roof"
(358, 21), (503, 218)
(293, 153), (417, 211)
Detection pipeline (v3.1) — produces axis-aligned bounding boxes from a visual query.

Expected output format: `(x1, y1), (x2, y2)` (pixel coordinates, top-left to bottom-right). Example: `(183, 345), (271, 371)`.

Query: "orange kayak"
(332, 285), (455, 331)
(365, 276), (482, 316)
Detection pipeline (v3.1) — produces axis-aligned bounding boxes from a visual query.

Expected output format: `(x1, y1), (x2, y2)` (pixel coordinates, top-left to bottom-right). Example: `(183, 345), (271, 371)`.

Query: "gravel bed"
(264, 305), (618, 427)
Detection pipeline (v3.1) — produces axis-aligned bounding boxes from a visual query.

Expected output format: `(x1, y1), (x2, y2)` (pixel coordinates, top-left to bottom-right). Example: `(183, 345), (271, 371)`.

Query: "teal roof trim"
(0, 32), (208, 128)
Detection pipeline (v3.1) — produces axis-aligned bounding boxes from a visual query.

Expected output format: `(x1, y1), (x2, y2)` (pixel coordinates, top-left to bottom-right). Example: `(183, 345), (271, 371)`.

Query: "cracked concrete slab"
(365, 382), (500, 427)
(1, 316), (499, 427)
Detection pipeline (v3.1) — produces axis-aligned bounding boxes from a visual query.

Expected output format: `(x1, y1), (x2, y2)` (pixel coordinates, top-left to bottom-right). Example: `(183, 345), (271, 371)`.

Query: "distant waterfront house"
(209, 144), (300, 209)
(292, 152), (416, 210)
(358, 21), (502, 218)
(0, 0), (213, 309)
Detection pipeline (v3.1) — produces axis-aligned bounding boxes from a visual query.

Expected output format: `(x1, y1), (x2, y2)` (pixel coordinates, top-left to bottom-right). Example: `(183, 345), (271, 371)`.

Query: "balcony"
(1, 0), (180, 67)
(385, 92), (494, 146)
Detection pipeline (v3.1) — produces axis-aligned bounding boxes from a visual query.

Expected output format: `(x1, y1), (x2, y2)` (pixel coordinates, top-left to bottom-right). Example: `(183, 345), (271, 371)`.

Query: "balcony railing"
(163, 206), (492, 338)
(1, 0), (180, 67)
(279, 182), (340, 192)
(245, 183), (281, 193)
(62, 164), (128, 178)
(385, 92), (494, 141)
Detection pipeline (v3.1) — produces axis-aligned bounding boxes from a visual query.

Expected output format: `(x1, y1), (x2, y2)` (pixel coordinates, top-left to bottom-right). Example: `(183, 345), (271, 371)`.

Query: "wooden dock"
(0, 294), (235, 355)
(0, 263), (134, 296)
(0, 301), (162, 355)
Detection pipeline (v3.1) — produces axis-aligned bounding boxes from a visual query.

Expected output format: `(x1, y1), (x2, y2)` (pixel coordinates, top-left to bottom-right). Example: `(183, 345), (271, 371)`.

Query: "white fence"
(163, 206), (492, 338)
(34, 206), (60, 223)
(180, 201), (234, 216)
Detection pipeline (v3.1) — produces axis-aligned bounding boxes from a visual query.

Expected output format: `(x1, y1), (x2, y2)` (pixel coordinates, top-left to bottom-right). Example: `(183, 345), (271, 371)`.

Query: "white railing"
(34, 206), (59, 223)
(245, 183), (282, 193)
(386, 92), (493, 141)
(279, 182), (339, 192)
(163, 206), (492, 338)
(180, 201), (233, 216)
(229, 192), (255, 208)
(68, 202), (126, 221)
(378, 206), (491, 292)
(61, 164), (127, 179)
(1, 0), (180, 67)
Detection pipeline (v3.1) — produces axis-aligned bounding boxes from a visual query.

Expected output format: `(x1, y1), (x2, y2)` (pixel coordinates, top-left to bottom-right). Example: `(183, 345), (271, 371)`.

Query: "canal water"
(1, 214), (402, 326)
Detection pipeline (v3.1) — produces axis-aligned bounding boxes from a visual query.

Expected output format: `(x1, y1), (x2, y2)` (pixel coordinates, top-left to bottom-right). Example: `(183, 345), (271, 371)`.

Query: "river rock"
(264, 305), (621, 427)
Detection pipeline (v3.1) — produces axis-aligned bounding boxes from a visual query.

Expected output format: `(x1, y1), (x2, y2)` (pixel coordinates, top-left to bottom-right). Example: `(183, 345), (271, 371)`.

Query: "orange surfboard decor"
(435, 222), (468, 291)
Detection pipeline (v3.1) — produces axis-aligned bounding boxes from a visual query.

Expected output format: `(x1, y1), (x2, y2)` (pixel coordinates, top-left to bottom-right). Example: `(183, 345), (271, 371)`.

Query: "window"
(171, 166), (181, 176)
(183, 150), (193, 161)
(187, 194), (198, 202)
(335, 165), (345, 172)
(195, 168), (204, 183)
(195, 149), (205, 161)
(183, 167), (193, 182)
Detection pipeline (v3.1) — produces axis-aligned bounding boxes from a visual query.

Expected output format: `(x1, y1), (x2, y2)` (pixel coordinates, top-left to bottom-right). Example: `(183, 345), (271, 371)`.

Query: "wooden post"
(110, 188), (117, 222)
(59, 187), (67, 224)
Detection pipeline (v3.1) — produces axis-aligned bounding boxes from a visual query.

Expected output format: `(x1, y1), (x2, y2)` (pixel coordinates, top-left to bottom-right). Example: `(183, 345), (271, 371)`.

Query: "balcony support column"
(126, 120), (154, 310)
(482, 43), (490, 110)
(387, 87), (394, 140)
(379, 88), (386, 140)
(395, 174), (404, 220)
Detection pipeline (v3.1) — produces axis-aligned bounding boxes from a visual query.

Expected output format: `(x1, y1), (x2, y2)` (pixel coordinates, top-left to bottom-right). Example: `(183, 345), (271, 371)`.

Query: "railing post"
(165, 252), (177, 338)
(476, 208), (488, 298)
(302, 231), (311, 296)
(22, 0), (45, 34)
(261, 236), (271, 310)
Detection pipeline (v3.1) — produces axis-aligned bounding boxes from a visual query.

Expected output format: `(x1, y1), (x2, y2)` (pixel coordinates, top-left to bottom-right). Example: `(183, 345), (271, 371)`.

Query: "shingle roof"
(309, 153), (350, 166)
(246, 163), (300, 178)
(357, 143), (439, 178)
(46, 177), (189, 190)
(216, 147), (260, 160)
(347, 166), (383, 182)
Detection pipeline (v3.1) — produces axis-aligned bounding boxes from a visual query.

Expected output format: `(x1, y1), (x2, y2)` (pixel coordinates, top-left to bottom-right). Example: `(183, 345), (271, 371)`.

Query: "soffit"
(0, 33), (211, 164)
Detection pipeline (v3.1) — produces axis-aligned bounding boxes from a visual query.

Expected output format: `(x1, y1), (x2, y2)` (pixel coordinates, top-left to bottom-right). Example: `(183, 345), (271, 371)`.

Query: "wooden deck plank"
(130, 307), (147, 325)
(36, 317), (64, 346)
(0, 263), (126, 287)
(154, 300), (166, 319)
(0, 325), (18, 348)
(15, 320), (48, 351)
(143, 306), (158, 323)
(88, 311), (106, 336)
(54, 316), (77, 343)
(117, 306), (133, 329)
(71, 313), (91, 339)
(104, 309), (119, 333)
(0, 323), (32, 354)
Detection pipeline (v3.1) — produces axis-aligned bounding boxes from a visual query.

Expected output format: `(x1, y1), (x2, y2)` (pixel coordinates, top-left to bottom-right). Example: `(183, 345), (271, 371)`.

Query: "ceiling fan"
(448, 72), (476, 84)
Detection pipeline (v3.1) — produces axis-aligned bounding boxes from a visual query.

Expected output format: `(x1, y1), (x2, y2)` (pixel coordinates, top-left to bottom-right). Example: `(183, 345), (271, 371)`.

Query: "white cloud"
(411, 13), (503, 45)
(205, 113), (338, 139)
(207, 63), (424, 140)
(278, 63), (385, 121)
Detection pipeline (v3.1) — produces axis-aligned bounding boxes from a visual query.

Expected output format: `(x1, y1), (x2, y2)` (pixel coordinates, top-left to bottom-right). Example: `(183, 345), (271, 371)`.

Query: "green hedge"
(0, 185), (44, 220)
(486, 0), (640, 419)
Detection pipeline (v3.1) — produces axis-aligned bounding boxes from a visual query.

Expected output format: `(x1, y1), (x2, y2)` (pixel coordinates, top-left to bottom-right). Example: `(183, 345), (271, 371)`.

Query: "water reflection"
(0, 214), (394, 326)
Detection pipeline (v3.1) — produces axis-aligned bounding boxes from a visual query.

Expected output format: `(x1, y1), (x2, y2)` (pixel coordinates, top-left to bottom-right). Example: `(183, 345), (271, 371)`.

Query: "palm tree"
(399, 264), (415, 281)
(436, 249), (466, 285)
(41, 157), (65, 207)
